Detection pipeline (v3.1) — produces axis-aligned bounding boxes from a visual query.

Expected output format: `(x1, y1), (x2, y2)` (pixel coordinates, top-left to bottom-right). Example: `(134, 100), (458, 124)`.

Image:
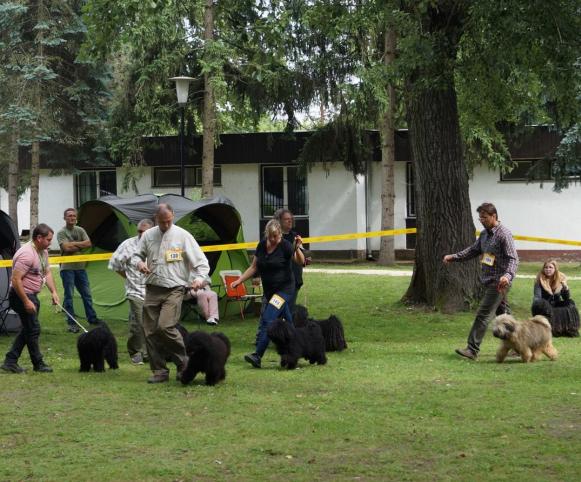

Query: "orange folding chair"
(219, 270), (262, 319)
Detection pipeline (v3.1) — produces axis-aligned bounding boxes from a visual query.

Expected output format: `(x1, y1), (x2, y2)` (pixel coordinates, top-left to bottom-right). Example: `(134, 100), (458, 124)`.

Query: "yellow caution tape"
(1, 228), (580, 268)
(512, 234), (581, 247)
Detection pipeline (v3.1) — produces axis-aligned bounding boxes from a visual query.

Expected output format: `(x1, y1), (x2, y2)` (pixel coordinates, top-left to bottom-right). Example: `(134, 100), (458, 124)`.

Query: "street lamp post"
(169, 76), (195, 197)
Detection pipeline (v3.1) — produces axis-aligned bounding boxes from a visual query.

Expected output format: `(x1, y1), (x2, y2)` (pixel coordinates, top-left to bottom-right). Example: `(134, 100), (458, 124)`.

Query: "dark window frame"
(260, 164), (308, 218)
(75, 169), (117, 207)
(152, 166), (222, 188)
(406, 162), (416, 218)
(500, 158), (553, 182)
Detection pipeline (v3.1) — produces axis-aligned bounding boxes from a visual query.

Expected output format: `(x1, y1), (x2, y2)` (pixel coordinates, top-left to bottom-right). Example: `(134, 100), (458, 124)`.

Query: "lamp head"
(170, 76), (195, 106)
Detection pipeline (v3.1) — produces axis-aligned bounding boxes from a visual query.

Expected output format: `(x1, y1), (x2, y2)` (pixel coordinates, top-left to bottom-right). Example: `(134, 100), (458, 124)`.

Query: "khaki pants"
(142, 285), (187, 373)
(127, 297), (147, 358)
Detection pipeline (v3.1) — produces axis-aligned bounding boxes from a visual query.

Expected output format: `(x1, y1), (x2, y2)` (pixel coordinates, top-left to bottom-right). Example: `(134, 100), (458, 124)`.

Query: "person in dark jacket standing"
(273, 209), (307, 312)
(443, 202), (519, 360)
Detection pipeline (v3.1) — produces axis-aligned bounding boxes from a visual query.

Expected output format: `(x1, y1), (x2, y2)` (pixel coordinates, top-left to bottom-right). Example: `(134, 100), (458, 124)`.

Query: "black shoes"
(244, 353), (262, 368)
(1, 362), (52, 373)
(455, 347), (478, 360)
(1, 363), (26, 374)
(67, 325), (80, 333)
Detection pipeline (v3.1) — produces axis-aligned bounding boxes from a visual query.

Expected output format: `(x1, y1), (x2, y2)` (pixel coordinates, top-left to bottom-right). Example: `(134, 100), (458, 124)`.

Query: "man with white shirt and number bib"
(132, 204), (210, 383)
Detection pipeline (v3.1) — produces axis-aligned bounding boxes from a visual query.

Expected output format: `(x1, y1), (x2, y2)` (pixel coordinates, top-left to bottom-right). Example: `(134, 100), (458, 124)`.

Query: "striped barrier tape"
(1, 228), (581, 268)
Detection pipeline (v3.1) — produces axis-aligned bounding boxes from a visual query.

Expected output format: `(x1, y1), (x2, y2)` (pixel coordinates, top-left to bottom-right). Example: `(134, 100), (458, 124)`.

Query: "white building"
(3, 127), (579, 259)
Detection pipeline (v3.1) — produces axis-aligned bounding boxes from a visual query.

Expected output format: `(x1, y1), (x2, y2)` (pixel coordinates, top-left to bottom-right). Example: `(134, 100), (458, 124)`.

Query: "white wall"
(12, 160), (581, 255)
(219, 164), (261, 243)
(39, 171), (76, 248)
(367, 161), (409, 250)
(468, 165), (581, 250)
(1, 171), (75, 249)
(116, 166), (206, 201)
(0, 188), (31, 235)
(307, 164), (367, 251)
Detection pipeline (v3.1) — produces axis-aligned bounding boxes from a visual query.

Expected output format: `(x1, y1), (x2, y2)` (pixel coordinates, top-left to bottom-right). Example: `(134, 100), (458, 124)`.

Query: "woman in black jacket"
(532, 259), (579, 337)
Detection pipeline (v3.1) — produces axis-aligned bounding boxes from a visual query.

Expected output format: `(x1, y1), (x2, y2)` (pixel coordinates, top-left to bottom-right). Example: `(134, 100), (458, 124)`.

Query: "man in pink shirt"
(1, 224), (60, 373)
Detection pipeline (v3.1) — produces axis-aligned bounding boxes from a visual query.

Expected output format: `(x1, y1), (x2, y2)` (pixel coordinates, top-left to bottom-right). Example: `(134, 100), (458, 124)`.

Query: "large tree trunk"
(377, 29), (397, 266)
(30, 141), (40, 231)
(30, 0), (43, 232)
(201, 0), (215, 199)
(402, 3), (479, 312)
(8, 129), (19, 230)
(403, 81), (480, 312)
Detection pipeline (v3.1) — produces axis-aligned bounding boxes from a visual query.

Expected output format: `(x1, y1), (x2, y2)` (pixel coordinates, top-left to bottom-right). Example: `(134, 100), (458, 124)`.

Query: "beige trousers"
(142, 285), (187, 373)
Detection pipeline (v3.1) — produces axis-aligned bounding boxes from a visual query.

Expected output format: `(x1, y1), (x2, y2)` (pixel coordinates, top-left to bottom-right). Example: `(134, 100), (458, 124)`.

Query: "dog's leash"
(55, 302), (89, 333)
(43, 285), (88, 333)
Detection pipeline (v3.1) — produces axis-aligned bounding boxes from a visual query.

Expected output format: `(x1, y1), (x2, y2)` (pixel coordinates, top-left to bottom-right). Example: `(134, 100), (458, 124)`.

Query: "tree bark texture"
(8, 129), (19, 229)
(30, 140), (40, 232)
(30, 0), (44, 233)
(201, 0), (216, 199)
(404, 81), (480, 312)
(378, 29), (397, 266)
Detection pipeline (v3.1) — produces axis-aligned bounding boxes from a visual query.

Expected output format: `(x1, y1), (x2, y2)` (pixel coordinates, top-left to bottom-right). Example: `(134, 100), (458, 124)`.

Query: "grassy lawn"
(1, 264), (580, 481)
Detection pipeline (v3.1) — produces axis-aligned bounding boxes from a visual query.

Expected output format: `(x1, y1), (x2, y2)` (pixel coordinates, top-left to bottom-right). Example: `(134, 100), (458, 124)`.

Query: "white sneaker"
(206, 318), (218, 326)
(131, 353), (144, 365)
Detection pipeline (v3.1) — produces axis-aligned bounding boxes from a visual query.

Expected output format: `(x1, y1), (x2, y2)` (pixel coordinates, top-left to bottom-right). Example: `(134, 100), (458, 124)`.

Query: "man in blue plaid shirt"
(443, 202), (519, 360)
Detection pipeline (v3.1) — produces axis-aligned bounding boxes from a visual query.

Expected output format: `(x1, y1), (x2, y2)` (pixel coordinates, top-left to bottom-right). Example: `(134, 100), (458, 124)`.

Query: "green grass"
(1, 267), (580, 481)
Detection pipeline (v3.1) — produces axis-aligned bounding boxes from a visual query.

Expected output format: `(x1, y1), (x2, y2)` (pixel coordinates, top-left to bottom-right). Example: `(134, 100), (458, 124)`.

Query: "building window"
(406, 162), (416, 218)
(500, 159), (553, 181)
(76, 170), (117, 207)
(152, 166), (221, 187)
(195, 166), (221, 186)
(261, 165), (308, 217)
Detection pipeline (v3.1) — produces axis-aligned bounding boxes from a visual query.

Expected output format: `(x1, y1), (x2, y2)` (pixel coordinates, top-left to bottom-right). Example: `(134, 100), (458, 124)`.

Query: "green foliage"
(81, 0), (318, 169)
(455, 0), (580, 172)
(0, 0), (110, 173)
(553, 123), (581, 191)
(298, 116), (373, 177)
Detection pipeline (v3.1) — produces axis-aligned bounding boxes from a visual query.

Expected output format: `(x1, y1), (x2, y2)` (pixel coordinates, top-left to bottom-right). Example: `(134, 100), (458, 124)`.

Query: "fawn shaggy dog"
(492, 314), (558, 363)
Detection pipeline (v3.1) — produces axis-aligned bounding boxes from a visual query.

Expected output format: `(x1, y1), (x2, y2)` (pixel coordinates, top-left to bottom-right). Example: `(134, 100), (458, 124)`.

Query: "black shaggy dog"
(293, 304), (348, 352)
(77, 322), (119, 372)
(267, 317), (327, 369)
(181, 331), (231, 386)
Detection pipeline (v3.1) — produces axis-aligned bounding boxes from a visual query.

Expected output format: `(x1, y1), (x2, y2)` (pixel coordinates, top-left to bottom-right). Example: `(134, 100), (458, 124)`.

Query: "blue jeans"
(255, 291), (293, 357)
(60, 270), (98, 325)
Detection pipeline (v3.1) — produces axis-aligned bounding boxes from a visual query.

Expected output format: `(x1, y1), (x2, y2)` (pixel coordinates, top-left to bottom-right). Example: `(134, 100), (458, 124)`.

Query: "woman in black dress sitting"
(532, 259), (579, 337)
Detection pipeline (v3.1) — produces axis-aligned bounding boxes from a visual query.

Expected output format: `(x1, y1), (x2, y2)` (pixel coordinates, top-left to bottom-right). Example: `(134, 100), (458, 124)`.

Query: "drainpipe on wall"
(364, 159), (374, 260)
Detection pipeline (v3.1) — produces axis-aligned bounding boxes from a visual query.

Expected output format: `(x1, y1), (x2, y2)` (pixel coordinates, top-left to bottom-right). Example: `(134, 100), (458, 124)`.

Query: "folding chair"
(180, 290), (203, 324)
(219, 270), (262, 319)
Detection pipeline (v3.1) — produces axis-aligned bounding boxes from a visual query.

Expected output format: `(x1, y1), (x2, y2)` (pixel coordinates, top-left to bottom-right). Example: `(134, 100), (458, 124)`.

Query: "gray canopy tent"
(75, 194), (252, 321)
